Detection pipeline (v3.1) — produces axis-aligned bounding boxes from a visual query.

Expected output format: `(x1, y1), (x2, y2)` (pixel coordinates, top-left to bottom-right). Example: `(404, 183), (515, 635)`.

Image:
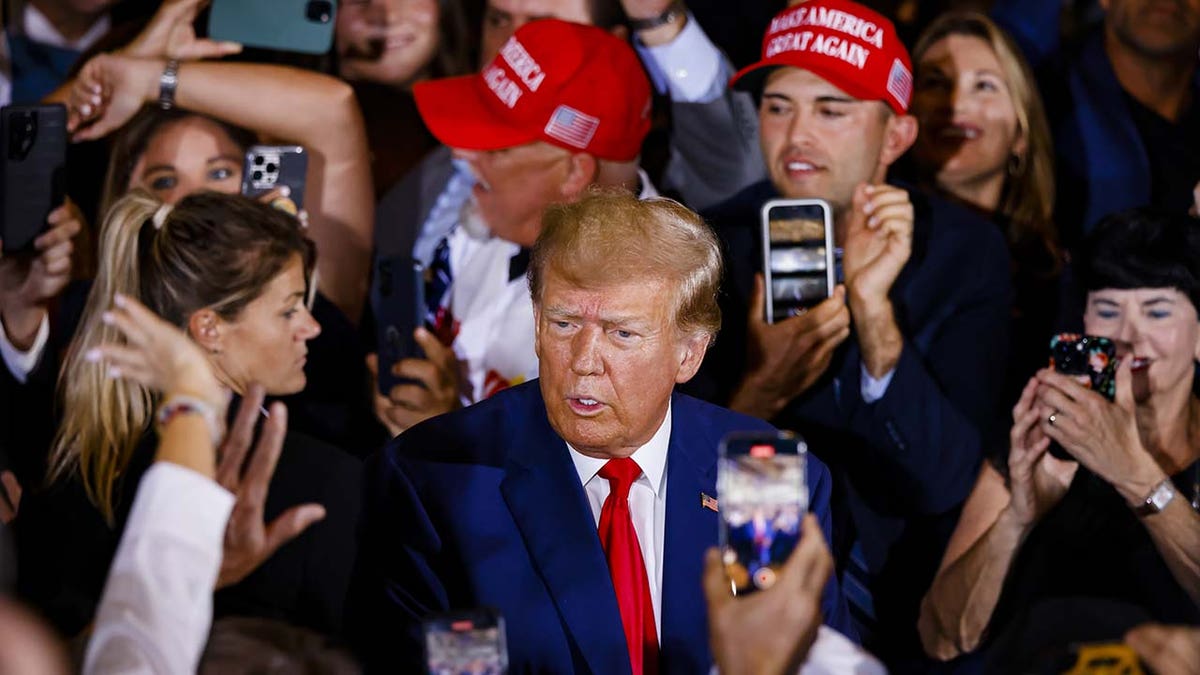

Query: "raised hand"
(841, 183), (913, 313)
(730, 275), (850, 419)
(365, 327), (462, 436)
(703, 513), (833, 675)
(122, 0), (242, 61)
(0, 201), (84, 348)
(214, 386), (325, 588)
(1006, 373), (1077, 528)
(68, 54), (163, 142)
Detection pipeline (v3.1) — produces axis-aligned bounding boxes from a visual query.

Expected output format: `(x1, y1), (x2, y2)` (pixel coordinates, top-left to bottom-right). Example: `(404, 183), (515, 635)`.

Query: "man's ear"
(879, 112), (919, 170)
(561, 153), (598, 200)
(532, 304), (543, 359)
(187, 309), (223, 354)
(674, 332), (712, 384)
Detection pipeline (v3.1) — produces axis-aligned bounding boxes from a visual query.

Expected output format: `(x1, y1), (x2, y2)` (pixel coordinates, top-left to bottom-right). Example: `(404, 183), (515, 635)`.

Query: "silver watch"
(1134, 478), (1176, 516)
(159, 59), (180, 110)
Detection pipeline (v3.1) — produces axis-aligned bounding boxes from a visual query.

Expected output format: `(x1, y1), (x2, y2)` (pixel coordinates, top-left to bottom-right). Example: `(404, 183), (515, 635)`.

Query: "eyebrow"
(544, 307), (653, 329)
(281, 291), (305, 306)
(1143, 296), (1176, 306)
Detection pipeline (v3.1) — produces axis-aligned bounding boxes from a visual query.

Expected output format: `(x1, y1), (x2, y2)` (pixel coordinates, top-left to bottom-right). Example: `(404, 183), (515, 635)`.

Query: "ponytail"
(50, 192), (162, 523)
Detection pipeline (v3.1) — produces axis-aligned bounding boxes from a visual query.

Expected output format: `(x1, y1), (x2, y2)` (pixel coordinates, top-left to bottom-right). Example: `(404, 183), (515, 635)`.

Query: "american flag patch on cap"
(544, 105), (600, 149)
(886, 58), (912, 109)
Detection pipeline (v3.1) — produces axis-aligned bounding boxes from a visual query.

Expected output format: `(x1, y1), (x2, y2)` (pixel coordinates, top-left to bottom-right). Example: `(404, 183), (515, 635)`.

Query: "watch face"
(1148, 481), (1176, 512)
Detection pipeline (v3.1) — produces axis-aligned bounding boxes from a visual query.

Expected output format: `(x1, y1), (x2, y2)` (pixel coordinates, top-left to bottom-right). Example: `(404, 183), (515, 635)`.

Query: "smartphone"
(761, 199), (836, 324)
(208, 0), (336, 55)
(1047, 333), (1117, 459)
(423, 608), (508, 675)
(718, 431), (808, 595)
(242, 145), (308, 214)
(373, 254), (426, 395)
(1, 104), (67, 254)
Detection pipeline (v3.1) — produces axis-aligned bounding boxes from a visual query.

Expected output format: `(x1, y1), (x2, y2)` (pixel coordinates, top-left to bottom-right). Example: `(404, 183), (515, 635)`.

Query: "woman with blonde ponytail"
(15, 191), (363, 641)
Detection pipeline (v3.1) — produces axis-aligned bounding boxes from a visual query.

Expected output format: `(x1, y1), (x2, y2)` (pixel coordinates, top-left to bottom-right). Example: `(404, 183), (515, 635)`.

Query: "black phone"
(422, 608), (508, 675)
(760, 198), (836, 324)
(1047, 333), (1117, 460)
(717, 431), (808, 595)
(373, 254), (426, 395)
(241, 145), (308, 213)
(1, 104), (67, 254)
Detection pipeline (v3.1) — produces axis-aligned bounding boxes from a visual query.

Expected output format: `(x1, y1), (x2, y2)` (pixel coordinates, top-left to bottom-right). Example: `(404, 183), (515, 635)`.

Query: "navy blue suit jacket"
(689, 181), (1011, 665)
(348, 380), (851, 673)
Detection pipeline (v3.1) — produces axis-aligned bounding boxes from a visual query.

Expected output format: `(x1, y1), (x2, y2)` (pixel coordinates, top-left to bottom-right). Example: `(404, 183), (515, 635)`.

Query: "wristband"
(159, 59), (180, 110)
(629, 2), (684, 31)
(156, 394), (223, 446)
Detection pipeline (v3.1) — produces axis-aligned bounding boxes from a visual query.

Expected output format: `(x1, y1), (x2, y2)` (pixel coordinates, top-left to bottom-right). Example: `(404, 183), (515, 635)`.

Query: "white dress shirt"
(569, 403), (672, 638)
(83, 462), (234, 675)
(0, 313), (48, 384)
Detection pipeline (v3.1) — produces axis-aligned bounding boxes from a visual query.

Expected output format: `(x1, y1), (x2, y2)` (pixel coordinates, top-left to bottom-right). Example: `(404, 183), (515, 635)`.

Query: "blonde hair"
(528, 188), (723, 342)
(50, 190), (314, 522)
(913, 12), (1059, 264)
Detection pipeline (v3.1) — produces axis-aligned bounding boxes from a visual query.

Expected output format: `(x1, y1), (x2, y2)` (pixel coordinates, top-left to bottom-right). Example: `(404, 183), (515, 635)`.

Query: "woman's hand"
(68, 54), (163, 142)
(121, 0), (242, 61)
(0, 201), (84, 348)
(86, 293), (225, 411)
(1007, 373), (1078, 528)
(1033, 360), (1166, 505)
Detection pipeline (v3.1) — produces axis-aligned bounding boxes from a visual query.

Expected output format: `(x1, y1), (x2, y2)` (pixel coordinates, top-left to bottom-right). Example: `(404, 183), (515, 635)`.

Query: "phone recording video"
(2, 104), (67, 254)
(718, 431), (809, 595)
(241, 145), (308, 215)
(423, 608), (508, 675)
(760, 199), (835, 323)
(1047, 333), (1117, 459)
(372, 254), (426, 395)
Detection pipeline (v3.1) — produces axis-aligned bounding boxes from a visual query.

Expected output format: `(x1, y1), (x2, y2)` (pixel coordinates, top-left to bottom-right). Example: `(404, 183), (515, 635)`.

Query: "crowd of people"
(0, 0), (1198, 673)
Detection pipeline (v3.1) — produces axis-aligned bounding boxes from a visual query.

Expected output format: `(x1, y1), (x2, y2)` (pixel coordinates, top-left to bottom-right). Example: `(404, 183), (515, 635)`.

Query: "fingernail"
(101, 311), (114, 325)
(107, 365), (122, 378)
(85, 348), (101, 362)
(863, 200), (875, 214)
(279, 186), (291, 197)
(80, 104), (92, 116)
(114, 293), (127, 307)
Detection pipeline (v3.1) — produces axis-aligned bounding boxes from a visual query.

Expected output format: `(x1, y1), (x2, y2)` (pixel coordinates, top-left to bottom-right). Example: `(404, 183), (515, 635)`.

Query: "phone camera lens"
(253, 170), (263, 181)
(305, 0), (333, 23)
(254, 156), (265, 166)
(266, 163), (277, 173)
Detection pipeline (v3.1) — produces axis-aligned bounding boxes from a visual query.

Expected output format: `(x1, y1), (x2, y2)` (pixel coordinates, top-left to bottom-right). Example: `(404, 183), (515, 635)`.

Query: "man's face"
(1103, 0), (1200, 58)
(758, 67), (890, 215)
(534, 269), (706, 459)
(454, 142), (573, 247)
(480, 0), (592, 66)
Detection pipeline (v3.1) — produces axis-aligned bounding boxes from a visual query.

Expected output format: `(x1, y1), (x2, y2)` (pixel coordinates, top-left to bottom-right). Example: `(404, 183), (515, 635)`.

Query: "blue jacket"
(690, 181), (1011, 666)
(348, 380), (852, 673)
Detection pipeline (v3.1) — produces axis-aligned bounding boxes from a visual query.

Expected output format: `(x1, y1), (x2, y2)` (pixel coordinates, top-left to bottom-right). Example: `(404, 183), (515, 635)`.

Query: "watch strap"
(159, 59), (180, 110)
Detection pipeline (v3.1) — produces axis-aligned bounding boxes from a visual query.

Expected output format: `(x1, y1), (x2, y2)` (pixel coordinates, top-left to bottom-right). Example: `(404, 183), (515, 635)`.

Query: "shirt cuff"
(124, 462), (234, 545)
(860, 363), (895, 404)
(0, 312), (49, 384)
(635, 13), (727, 103)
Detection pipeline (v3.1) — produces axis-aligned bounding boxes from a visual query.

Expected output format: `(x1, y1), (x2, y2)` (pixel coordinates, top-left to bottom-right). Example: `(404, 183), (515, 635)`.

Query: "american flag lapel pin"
(700, 493), (718, 512)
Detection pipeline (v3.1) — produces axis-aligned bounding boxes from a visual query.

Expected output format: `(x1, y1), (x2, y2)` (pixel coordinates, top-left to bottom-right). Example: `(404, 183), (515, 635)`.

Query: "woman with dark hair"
(13, 191), (362, 640)
(919, 208), (1200, 665)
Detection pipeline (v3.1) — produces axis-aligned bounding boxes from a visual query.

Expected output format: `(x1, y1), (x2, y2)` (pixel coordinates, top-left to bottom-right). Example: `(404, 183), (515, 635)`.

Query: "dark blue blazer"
(348, 380), (852, 673)
(689, 181), (1011, 666)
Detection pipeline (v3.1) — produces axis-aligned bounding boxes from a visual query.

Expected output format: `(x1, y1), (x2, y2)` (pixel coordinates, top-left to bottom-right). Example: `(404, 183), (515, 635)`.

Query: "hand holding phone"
(1047, 333), (1117, 460)
(2, 104), (67, 254)
(242, 145), (308, 214)
(718, 431), (808, 595)
(372, 254), (426, 395)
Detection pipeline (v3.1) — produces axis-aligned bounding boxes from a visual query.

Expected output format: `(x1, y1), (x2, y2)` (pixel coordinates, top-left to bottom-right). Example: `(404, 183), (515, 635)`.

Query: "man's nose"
(569, 326), (605, 376)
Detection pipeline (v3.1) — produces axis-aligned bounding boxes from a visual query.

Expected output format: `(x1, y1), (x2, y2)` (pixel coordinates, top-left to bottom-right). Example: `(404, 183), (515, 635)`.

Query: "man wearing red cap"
(368, 20), (658, 437)
(689, 0), (1012, 666)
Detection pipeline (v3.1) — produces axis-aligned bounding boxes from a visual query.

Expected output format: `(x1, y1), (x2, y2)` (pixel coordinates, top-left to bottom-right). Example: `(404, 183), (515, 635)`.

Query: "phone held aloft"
(208, 0), (337, 55)
(242, 145), (308, 215)
(761, 198), (836, 324)
(718, 431), (809, 595)
(1, 104), (67, 255)
(1047, 333), (1117, 460)
(372, 254), (426, 395)
(423, 608), (509, 675)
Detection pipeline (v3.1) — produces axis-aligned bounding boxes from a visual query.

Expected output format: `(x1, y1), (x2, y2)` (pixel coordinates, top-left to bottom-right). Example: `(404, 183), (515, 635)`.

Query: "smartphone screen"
(718, 431), (808, 594)
(760, 199), (836, 323)
(423, 609), (508, 675)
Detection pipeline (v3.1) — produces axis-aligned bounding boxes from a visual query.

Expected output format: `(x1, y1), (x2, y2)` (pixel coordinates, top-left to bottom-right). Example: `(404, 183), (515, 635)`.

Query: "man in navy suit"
(683, 0), (1012, 668)
(349, 192), (854, 673)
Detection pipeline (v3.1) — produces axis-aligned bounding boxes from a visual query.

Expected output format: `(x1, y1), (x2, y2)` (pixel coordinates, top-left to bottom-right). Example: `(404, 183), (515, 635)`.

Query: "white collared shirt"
(568, 403), (672, 639)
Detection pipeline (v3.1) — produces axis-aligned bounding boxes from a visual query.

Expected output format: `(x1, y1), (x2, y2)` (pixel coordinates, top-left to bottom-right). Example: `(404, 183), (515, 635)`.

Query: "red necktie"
(598, 458), (659, 675)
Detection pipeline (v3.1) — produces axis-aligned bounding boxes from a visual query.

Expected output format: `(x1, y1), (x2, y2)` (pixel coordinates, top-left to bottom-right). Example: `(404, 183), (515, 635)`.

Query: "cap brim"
(729, 55), (884, 106)
(413, 76), (539, 152)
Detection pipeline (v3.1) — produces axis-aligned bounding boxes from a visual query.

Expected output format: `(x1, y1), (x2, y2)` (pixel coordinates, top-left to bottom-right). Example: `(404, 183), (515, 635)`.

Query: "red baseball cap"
(730, 0), (913, 114)
(413, 19), (652, 162)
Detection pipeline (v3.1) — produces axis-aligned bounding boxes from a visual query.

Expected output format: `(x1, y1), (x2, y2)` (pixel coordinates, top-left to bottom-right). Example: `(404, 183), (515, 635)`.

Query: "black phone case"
(1, 104), (67, 254)
(372, 254), (426, 395)
(242, 146), (308, 211)
(1047, 333), (1117, 459)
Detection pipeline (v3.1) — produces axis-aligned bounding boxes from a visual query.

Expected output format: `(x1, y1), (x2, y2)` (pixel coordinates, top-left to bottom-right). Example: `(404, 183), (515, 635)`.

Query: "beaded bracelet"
(156, 394), (224, 446)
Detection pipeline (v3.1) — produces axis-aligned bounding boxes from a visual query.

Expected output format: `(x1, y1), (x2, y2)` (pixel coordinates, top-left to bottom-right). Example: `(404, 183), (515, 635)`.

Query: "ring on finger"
(1048, 410), (1059, 425)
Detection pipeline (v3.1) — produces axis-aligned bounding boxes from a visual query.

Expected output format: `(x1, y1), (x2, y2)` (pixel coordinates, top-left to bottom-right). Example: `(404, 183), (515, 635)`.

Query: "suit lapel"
(500, 386), (631, 675)
(659, 395), (719, 674)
